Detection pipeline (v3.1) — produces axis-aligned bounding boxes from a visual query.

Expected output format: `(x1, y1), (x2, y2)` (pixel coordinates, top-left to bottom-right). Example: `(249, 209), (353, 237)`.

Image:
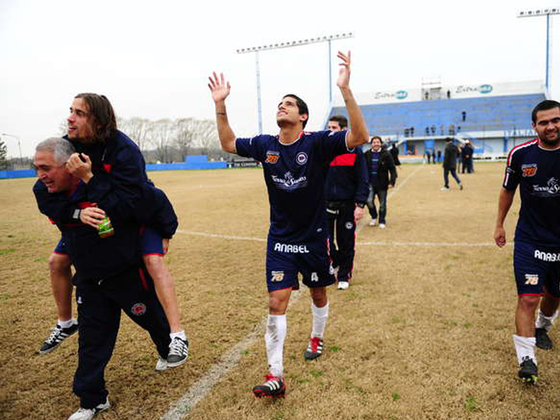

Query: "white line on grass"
(358, 241), (511, 247)
(176, 230), (266, 242)
(176, 230), (506, 247)
(160, 289), (302, 420)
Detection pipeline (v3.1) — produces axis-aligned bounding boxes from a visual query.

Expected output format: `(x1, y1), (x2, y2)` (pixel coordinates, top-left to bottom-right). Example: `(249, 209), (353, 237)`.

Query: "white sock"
(513, 334), (537, 365)
(535, 309), (559, 331)
(170, 330), (186, 341)
(265, 315), (287, 377)
(58, 318), (76, 329)
(311, 301), (329, 339)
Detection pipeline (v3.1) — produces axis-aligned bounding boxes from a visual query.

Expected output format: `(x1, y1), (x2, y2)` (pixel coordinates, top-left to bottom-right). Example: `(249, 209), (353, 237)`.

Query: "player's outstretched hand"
(494, 226), (506, 247)
(208, 72), (231, 103)
(336, 51), (351, 89)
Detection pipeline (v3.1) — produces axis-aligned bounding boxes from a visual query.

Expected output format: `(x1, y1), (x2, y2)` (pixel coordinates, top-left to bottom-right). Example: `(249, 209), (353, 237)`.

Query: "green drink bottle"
(98, 217), (114, 238)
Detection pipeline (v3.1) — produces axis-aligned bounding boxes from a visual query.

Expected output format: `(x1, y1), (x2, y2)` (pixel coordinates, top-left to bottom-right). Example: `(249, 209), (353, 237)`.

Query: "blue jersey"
(503, 139), (560, 247)
(236, 130), (350, 242)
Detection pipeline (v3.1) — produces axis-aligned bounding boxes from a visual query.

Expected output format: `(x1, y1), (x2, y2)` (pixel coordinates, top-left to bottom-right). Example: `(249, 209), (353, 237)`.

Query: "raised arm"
(494, 187), (515, 247)
(208, 72), (236, 154)
(336, 51), (369, 149)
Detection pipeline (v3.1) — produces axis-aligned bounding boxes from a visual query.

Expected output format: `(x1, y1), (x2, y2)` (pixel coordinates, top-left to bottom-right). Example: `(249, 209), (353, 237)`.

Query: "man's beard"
(540, 130), (560, 147)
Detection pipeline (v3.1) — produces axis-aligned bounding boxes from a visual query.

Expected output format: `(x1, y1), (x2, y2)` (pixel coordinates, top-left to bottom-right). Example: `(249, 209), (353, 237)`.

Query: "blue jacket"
(33, 130), (178, 238)
(33, 130), (178, 280)
(324, 147), (369, 205)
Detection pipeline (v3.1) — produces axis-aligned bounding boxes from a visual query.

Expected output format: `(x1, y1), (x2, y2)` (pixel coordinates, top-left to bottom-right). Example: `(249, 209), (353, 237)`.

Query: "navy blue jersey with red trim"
(236, 130), (350, 242)
(503, 138), (560, 246)
(324, 146), (369, 203)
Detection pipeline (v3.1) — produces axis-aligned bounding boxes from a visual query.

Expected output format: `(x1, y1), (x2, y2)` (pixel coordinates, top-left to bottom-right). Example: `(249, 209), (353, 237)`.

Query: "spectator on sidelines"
(33, 137), (174, 420)
(494, 99), (560, 384)
(441, 138), (463, 191)
(325, 115), (369, 290)
(461, 140), (474, 173)
(33, 94), (188, 369)
(208, 51), (369, 399)
(364, 136), (397, 229)
(390, 143), (401, 166)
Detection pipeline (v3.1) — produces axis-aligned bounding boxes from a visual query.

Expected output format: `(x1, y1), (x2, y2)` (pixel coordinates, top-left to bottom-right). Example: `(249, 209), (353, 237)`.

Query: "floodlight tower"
(1, 132), (22, 164)
(237, 32), (354, 134)
(518, 7), (560, 92)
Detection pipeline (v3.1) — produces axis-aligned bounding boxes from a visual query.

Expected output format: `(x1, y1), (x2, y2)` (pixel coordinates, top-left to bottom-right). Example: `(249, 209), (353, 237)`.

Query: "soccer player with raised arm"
(494, 99), (560, 384)
(208, 51), (369, 398)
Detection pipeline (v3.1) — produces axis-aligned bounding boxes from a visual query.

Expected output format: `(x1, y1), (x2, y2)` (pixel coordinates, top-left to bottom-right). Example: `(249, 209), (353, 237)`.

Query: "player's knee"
(518, 295), (541, 312)
(268, 293), (289, 315)
(48, 253), (71, 274)
(143, 254), (164, 271)
(310, 287), (328, 306)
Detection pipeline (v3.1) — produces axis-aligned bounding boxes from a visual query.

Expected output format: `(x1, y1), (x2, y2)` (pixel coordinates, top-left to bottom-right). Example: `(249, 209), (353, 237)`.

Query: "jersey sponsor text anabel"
(236, 130), (350, 243)
(503, 139), (560, 247)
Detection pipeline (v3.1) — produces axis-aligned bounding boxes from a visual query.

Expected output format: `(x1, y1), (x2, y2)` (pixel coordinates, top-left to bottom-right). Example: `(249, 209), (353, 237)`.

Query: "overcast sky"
(1, 0), (559, 158)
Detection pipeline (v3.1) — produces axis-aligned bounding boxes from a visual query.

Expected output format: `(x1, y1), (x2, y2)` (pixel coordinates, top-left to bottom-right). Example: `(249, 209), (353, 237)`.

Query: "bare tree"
(120, 117), (153, 153)
(192, 119), (219, 155)
(0, 139), (8, 170)
(174, 118), (196, 161)
(150, 119), (174, 163)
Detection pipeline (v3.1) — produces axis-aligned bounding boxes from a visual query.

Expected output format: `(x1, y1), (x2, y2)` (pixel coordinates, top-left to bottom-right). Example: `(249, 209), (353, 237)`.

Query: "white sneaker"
(440, 187), (449, 191)
(337, 281), (349, 290)
(155, 357), (167, 371)
(68, 399), (110, 420)
(379, 223), (386, 229)
(369, 218), (377, 226)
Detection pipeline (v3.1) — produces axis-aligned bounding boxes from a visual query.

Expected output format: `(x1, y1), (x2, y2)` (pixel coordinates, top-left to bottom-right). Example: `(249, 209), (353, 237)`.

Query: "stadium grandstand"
(327, 80), (547, 159)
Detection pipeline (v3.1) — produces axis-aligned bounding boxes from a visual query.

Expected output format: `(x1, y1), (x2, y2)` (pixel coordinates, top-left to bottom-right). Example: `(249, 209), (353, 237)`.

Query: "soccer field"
(1, 162), (559, 420)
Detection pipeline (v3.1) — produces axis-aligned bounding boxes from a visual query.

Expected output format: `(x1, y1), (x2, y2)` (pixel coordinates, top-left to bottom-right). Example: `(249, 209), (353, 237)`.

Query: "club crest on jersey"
(296, 152), (308, 165)
(131, 303), (147, 316)
(521, 164), (537, 177)
(265, 151), (280, 164)
(271, 271), (284, 282)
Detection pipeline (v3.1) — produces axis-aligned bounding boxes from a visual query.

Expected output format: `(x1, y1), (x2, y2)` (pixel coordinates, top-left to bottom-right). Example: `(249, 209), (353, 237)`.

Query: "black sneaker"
(167, 337), (189, 368)
(304, 337), (323, 360)
(39, 322), (79, 354)
(518, 357), (538, 384)
(253, 374), (286, 398)
(535, 328), (553, 350)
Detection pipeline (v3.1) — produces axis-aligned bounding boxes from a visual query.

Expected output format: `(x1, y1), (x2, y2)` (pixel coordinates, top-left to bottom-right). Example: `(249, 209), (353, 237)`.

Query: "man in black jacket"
(442, 137), (463, 190)
(364, 136), (397, 228)
(34, 137), (173, 420)
(325, 115), (369, 290)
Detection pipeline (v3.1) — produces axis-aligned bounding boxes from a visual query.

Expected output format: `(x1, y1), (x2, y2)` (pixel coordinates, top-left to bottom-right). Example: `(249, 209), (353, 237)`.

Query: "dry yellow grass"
(1, 163), (559, 420)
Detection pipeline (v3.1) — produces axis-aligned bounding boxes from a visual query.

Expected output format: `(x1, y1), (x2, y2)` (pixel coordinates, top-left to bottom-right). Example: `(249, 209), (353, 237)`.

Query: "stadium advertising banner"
(344, 80), (544, 106)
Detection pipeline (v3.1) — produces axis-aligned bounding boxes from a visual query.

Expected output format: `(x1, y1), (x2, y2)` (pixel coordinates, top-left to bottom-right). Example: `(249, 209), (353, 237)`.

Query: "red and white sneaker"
(252, 373), (286, 398)
(304, 337), (324, 360)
